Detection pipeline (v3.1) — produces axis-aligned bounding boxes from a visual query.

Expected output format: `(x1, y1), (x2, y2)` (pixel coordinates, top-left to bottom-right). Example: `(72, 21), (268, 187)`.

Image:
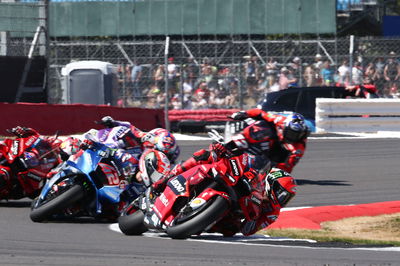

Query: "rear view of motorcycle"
(30, 127), (141, 222)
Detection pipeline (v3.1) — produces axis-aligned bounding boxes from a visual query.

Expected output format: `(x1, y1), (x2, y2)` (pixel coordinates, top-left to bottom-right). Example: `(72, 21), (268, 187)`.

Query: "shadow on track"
(0, 200), (31, 208)
(296, 179), (352, 186)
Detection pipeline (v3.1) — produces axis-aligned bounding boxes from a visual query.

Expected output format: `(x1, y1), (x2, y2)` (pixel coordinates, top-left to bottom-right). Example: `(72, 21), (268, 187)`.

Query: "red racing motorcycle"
(118, 148), (267, 239)
(0, 129), (66, 200)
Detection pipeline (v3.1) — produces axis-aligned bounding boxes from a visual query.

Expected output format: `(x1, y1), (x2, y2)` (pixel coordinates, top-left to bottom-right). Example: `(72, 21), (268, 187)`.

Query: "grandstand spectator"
(313, 54), (324, 70)
(224, 81), (240, 108)
(182, 57), (200, 88)
(192, 87), (209, 109)
(170, 94), (182, 110)
(167, 57), (179, 95)
(375, 57), (385, 76)
(209, 88), (227, 108)
(264, 57), (279, 80)
(303, 64), (318, 87)
(289, 57), (302, 86)
(182, 78), (194, 109)
(364, 62), (381, 94)
(130, 60), (143, 100)
(262, 74), (280, 93)
(279, 67), (297, 90)
(351, 61), (364, 86)
(320, 60), (335, 86)
(383, 51), (400, 96)
(152, 64), (165, 93)
(336, 59), (350, 86)
(243, 55), (259, 97)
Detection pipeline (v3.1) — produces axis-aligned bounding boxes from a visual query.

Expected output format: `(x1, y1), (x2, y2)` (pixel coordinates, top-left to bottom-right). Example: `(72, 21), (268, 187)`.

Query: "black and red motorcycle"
(0, 129), (66, 200)
(118, 132), (270, 239)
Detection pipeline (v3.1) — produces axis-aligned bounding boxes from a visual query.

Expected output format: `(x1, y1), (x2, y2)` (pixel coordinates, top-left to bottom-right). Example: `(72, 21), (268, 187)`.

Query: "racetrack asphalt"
(271, 201), (400, 230)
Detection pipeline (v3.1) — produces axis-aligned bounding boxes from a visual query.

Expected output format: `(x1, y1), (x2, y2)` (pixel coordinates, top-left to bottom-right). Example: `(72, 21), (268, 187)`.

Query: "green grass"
(261, 228), (400, 247)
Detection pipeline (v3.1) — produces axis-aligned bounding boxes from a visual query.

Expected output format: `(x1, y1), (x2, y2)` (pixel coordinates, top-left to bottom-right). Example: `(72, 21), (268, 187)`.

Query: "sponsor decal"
(25, 136), (37, 147)
(226, 174), (236, 184)
(115, 127), (128, 139)
(159, 193), (169, 207)
(168, 175), (186, 195)
(11, 141), (19, 155)
(189, 198), (206, 209)
(229, 159), (240, 176)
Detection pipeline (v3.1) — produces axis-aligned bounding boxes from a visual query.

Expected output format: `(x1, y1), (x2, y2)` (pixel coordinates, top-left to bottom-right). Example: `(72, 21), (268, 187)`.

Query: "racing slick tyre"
(30, 184), (84, 222)
(118, 209), (148, 235)
(166, 196), (229, 239)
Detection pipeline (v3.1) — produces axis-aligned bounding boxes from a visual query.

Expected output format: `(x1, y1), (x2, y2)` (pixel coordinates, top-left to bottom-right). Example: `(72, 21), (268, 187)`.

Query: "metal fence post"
(164, 36), (170, 131)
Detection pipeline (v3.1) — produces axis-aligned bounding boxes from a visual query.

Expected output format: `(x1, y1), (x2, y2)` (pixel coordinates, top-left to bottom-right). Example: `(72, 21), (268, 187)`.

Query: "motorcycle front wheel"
(30, 184), (84, 222)
(118, 203), (148, 235)
(166, 195), (229, 239)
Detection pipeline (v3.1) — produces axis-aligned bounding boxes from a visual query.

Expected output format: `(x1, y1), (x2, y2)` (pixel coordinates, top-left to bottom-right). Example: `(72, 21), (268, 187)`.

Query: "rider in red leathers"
(152, 108), (308, 236)
(0, 126), (64, 199)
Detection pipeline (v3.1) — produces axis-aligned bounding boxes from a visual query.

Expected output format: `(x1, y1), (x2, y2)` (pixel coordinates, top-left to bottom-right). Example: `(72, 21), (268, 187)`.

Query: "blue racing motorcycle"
(30, 128), (145, 222)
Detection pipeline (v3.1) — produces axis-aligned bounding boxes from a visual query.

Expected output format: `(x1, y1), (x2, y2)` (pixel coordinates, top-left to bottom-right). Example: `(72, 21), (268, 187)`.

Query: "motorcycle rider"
(155, 108), (309, 182)
(151, 108), (307, 236)
(97, 116), (180, 163)
(0, 126), (66, 198)
(89, 116), (179, 183)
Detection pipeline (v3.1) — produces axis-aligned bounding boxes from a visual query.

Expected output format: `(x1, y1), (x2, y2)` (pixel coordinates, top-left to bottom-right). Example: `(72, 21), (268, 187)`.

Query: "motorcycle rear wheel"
(118, 208), (148, 235)
(30, 184), (84, 222)
(166, 196), (229, 239)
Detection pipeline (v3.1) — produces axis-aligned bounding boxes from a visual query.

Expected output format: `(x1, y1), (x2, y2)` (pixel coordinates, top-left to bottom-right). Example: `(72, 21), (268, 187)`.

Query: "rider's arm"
(169, 148), (216, 176)
(240, 208), (281, 236)
(11, 126), (39, 138)
(275, 141), (305, 173)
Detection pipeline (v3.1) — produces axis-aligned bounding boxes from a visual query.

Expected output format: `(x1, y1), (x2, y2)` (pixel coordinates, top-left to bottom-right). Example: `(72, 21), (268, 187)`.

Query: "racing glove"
(11, 126), (37, 138)
(211, 142), (227, 158)
(151, 175), (171, 194)
(230, 111), (248, 121)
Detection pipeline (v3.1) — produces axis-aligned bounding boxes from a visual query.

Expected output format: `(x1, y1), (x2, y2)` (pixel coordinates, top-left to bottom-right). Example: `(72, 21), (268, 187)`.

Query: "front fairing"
(38, 142), (124, 214)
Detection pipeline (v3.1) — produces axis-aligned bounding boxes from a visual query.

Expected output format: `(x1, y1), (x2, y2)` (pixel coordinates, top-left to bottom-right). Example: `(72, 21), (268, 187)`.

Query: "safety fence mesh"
(48, 36), (400, 109)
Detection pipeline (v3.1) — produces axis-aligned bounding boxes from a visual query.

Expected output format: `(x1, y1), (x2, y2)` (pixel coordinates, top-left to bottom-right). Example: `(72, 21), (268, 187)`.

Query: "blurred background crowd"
(116, 51), (400, 110)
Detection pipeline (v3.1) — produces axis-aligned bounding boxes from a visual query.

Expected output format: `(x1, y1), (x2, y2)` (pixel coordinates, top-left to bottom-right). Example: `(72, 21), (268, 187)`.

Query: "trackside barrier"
(316, 98), (400, 133)
(168, 109), (240, 122)
(0, 102), (164, 136)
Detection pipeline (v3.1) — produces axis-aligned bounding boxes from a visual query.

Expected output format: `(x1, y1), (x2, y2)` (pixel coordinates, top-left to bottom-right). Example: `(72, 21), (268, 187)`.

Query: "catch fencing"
(2, 0), (400, 111)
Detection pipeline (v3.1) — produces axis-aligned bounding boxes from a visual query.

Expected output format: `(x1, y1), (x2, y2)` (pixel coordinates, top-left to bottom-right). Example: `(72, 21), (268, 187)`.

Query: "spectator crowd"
(116, 51), (400, 109)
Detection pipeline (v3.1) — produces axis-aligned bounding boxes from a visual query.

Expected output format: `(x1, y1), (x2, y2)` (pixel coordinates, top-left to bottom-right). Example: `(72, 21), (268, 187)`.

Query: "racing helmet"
(281, 113), (309, 143)
(139, 150), (171, 187)
(266, 168), (297, 207)
(153, 131), (180, 163)
(60, 137), (81, 157)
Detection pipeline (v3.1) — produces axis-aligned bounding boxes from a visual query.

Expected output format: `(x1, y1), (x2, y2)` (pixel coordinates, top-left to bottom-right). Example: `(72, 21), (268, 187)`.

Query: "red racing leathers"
(166, 147), (284, 236)
(0, 127), (63, 199)
(239, 108), (307, 173)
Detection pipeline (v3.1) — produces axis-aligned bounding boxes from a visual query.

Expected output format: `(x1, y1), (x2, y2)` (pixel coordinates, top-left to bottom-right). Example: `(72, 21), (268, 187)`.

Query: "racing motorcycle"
(118, 132), (265, 239)
(30, 126), (142, 222)
(0, 129), (65, 200)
